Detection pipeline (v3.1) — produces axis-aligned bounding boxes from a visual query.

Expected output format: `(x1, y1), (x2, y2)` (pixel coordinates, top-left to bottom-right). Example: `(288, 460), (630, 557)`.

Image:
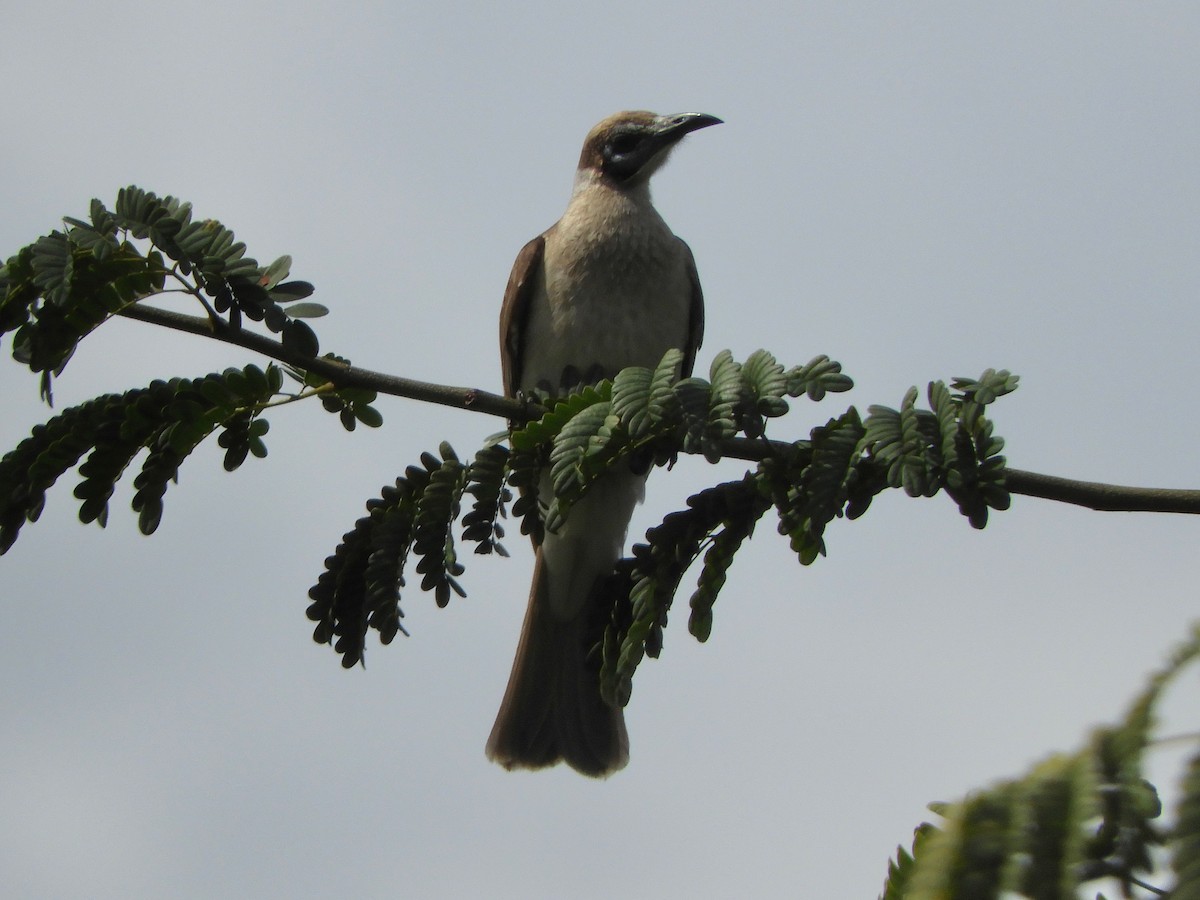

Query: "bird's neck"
(561, 168), (666, 246)
(569, 167), (653, 209)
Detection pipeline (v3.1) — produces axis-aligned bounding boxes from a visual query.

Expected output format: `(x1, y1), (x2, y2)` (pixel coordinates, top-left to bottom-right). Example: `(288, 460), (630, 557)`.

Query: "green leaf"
(879, 824), (937, 900)
(282, 319), (320, 357)
(601, 475), (770, 706)
(672, 377), (719, 461)
(509, 384), (609, 453)
(611, 365), (654, 437)
(307, 477), (420, 667)
(764, 410), (865, 566)
(271, 280), (316, 303)
(30, 232), (72, 306)
(353, 405), (383, 428)
(906, 789), (1015, 899)
(687, 520), (751, 641)
(787, 354), (854, 401)
(545, 400), (618, 530)
(1173, 747), (1200, 898)
(462, 444), (511, 555)
(283, 301), (328, 319)
(261, 254), (292, 290)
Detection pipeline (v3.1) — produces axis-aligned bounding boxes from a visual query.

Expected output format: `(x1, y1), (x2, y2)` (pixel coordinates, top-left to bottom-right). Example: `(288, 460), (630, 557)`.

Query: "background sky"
(3, 3), (1199, 898)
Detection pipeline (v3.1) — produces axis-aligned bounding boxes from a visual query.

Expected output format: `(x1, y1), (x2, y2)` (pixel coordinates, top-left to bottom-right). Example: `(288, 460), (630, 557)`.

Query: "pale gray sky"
(3, 3), (1199, 897)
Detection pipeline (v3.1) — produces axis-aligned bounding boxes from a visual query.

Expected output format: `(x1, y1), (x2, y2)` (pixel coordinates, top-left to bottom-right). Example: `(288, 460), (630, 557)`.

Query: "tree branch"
(116, 302), (1200, 516)
(1002, 469), (1200, 514)
(118, 302), (522, 419)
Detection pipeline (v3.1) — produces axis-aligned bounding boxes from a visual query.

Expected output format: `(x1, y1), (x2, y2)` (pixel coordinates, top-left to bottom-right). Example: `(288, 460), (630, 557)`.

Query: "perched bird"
(487, 110), (720, 776)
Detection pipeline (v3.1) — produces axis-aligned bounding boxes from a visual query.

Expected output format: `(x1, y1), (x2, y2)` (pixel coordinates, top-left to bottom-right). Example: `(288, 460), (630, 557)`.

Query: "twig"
(118, 303), (519, 419)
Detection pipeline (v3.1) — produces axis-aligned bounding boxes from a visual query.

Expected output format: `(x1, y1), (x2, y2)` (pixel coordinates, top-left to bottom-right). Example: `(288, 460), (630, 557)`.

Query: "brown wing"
(679, 239), (705, 378)
(499, 235), (546, 398)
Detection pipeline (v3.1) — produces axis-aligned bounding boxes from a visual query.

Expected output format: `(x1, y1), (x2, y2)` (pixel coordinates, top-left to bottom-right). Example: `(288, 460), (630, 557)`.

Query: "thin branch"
(1002, 468), (1200, 514)
(118, 302), (522, 419)
(116, 302), (1200, 516)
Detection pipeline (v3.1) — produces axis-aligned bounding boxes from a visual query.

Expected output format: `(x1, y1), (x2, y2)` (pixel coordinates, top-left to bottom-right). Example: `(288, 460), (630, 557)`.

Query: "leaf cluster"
(880, 624), (1200, 899)
(306, 349), (1016, 706)
(305, 441), (513, 667)
(305, 348), (858, 669)
(0, 189), (384, 548)
(864, 369), (1017, 528)
(591, 359), (1014, 703)
(0, 186), (324, 401)
(0, 365), (281, 550)
(285, 358), (385, 431)
(0, 358), (384, 550)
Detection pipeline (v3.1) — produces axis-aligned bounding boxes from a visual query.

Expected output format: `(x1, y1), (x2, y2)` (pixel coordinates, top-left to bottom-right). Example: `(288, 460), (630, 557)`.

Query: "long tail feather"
(485, 550), (629, 777)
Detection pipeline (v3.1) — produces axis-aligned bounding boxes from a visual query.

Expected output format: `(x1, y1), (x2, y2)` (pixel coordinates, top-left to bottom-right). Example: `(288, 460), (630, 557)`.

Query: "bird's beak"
(653, 112), (724, 142)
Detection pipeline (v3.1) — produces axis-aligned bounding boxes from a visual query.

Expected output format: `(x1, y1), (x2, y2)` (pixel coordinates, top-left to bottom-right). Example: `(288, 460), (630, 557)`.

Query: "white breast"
(519, 180), (694, 393)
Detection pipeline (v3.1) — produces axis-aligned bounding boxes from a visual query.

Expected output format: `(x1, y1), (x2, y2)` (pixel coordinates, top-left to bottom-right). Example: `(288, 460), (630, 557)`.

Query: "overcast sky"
(3, 3), (1199, 898)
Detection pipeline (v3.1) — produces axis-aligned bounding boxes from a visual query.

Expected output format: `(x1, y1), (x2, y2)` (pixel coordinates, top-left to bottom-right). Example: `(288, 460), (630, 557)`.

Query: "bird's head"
(578, 110), (722, 187)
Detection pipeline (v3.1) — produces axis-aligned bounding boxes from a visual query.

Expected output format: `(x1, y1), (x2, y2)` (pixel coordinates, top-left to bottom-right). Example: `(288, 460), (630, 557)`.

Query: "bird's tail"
(485, 548), (629, 777)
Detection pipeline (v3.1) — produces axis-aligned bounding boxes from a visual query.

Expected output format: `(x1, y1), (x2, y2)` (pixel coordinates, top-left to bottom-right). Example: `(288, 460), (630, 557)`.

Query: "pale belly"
(518, 248), (693, 394)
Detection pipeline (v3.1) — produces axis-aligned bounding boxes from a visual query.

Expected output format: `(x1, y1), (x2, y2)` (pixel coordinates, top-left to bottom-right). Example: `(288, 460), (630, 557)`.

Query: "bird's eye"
(608, 133), (642, 156)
